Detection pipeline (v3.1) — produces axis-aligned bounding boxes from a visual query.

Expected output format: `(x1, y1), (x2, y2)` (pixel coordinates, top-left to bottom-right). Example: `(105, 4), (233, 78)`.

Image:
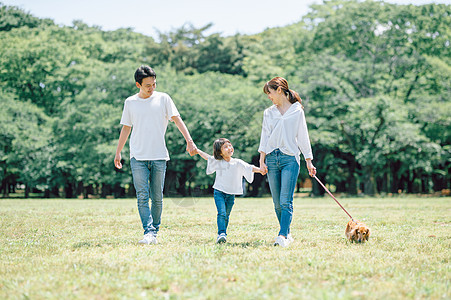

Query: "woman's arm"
(296, 109), (313, 160)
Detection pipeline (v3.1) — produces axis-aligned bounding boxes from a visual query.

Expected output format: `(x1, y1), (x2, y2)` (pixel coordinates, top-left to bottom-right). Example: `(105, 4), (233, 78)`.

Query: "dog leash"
(313, 175), (354, 221)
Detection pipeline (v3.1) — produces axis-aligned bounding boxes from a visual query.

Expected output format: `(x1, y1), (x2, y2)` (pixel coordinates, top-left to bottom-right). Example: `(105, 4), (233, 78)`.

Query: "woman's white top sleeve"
(258, 102), (313, 165)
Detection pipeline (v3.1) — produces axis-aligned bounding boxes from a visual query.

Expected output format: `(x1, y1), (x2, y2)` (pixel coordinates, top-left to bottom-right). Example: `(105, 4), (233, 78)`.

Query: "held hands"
(259, 162), (268, 175)
(186, 140), (197, 156)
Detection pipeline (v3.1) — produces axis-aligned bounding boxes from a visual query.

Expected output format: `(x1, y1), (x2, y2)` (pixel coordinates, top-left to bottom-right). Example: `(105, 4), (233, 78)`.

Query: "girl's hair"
(213, 138), (231, 160)
(134, 65), (156, 85)
(263, 77), (302, 105)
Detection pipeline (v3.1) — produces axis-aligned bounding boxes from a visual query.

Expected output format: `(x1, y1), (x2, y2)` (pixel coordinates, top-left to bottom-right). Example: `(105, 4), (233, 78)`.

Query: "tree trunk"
(390, 161), (401, 193)
(24, 184), (30, 198)
(347, 156), (358, 195)
(65, 182), (74, 198)
(363, 167), (376, 195)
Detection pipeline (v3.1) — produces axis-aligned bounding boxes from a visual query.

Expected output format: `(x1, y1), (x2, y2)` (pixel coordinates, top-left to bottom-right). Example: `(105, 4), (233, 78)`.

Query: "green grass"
(0, 196), (449, 299)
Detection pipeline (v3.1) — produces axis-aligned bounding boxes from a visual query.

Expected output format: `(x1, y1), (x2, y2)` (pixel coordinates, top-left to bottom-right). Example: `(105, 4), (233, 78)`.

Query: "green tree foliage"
(146, 24), (245, 75)
(292, 0), (450, 194)
(0, 0), (449, 198)
(0, 2), (53, 31)
(0, 91), (53, 197)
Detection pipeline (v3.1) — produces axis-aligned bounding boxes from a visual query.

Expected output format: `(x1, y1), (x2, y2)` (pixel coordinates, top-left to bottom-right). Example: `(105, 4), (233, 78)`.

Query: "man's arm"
(114, 125), (132, 169)
(171, 115), (197, 156)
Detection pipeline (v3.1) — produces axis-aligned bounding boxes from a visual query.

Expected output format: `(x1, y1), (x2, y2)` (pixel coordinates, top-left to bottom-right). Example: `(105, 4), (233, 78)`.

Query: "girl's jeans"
(130, 158), (167, 236)
(214, 189), (235, 236)
(266, 149), (300, 237)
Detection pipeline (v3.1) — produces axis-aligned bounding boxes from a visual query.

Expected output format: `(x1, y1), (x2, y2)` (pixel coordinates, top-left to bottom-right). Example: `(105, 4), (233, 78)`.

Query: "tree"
(0, 91), (53, 197)
(0, 3), (53, 31)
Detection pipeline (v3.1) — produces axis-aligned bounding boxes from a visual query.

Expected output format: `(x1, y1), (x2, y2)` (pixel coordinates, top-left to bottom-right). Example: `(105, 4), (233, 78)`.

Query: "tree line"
(0, 0), (449, 198)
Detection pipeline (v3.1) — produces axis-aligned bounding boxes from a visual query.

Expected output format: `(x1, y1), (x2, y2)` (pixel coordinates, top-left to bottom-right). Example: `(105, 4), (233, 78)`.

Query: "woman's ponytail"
(287, 89), (303, 107)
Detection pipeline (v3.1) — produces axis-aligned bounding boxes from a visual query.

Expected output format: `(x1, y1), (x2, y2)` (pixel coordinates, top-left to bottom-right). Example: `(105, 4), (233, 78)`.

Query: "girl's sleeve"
(296, 109), (313, 160)
(258, 110), (269, 154)
(240, 160), (255, 184)
(206, 156), (217, 175)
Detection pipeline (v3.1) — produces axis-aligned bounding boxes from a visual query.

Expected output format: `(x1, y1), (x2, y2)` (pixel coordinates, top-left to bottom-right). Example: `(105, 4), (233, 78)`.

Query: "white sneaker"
(138, 233), (158, 245)
(287, 234), (294, 243)
(274, 235), (290, 247)
(216, 233), (227, 244)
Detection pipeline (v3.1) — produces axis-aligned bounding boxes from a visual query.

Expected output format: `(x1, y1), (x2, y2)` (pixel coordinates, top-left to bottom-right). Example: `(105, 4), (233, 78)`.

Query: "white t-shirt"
(206, 156), (254, 195)
(120, 92), (180, 160)
(258, 102), (313, 165)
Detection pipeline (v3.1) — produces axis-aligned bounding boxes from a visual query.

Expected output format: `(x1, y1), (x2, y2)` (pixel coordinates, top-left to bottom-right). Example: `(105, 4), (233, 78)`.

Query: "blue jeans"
(214, 189), (235, 236)
(130, 158), (167, 235)
(266, 149), (300, 237)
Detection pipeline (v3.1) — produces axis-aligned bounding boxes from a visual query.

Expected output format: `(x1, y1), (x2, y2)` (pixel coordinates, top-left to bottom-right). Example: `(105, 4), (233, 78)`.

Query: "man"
(114, 65), (197, 245)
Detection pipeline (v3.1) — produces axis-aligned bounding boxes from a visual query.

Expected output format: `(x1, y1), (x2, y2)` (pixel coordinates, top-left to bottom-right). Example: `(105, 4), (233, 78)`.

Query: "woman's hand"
(306, 159), (316, 177)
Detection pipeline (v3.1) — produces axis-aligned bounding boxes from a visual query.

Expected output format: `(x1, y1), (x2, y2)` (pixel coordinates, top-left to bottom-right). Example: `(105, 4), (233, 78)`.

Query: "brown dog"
(345, 219), (370, 243)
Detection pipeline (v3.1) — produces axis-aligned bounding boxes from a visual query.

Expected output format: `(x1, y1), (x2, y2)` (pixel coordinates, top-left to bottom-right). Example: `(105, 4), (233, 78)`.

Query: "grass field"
(0, 196), (449, 299)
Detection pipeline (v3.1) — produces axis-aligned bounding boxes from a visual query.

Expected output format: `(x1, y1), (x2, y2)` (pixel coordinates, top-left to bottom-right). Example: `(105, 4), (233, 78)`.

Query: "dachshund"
(345, 219), (370, 243)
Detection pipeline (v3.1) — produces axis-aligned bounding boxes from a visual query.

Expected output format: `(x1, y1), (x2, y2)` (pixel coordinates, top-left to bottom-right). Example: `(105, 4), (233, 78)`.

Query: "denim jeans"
(266, 149), (300, 237)
(130, 158), (167, 236)
(214, 189), (235, 236)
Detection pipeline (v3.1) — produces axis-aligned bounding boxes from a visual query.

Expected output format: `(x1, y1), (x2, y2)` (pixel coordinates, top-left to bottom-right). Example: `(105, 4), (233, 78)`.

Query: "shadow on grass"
(72, 241), (103, 249)
(221, 240), (267, 248)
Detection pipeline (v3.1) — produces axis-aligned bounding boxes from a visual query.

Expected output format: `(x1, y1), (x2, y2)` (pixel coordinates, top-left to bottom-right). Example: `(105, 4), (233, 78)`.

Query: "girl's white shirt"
(120, 92), (180, 160)
(258, 102), (313, 165)
(206, 156), (254, 195)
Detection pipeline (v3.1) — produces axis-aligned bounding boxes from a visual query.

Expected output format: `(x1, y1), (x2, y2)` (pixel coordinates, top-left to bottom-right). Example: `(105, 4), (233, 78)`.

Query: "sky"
(2, 0), (450, 39)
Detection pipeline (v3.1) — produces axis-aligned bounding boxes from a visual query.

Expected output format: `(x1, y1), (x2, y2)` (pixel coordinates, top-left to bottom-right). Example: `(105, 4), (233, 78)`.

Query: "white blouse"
(258, 102), (313, 165)
(206, 156), (254, 195)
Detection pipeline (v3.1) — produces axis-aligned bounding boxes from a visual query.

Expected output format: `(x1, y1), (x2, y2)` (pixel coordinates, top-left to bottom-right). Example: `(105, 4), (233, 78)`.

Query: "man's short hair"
(134, 65), (156, 85)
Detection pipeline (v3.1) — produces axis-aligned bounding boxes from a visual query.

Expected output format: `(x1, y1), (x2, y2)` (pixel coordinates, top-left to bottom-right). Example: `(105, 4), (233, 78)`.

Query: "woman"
(259, 77), (316, 247)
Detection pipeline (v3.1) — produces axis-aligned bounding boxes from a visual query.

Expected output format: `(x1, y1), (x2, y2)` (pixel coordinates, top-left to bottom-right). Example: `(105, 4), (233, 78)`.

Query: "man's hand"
(186, 140), (197, 156)
(114, 153), (122, 169)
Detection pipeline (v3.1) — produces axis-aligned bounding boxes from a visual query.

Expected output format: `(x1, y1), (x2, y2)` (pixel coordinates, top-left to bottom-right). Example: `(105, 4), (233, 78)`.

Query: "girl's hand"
(306, 159), (316, 177)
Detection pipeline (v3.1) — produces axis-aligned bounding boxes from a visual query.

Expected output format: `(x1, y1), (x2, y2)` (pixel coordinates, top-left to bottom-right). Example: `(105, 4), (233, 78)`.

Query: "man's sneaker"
(274, 235), (290, 248)
(287, 234), (294, 243)
(138, 233), (158, 245)
(216, 233), (227, 244)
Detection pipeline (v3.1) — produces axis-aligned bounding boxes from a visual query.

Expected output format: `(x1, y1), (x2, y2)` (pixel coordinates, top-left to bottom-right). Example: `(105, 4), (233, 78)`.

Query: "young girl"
(196, 138), (263, 244)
